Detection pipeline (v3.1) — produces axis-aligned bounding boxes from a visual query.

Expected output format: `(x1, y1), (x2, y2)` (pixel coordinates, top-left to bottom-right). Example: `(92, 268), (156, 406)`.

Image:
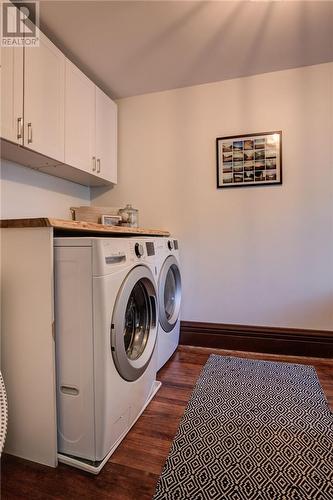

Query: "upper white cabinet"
(64, 60), (95, 174)
(1, 28), (117, 187)
(95, 87), (117, 184)
(24, 32), (65, 162)
(0, 45), (24, 145)
(64, 60), (117, 183)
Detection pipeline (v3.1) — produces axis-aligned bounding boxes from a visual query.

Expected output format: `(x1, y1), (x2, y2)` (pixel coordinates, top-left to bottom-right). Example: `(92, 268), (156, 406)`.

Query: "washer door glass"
(159, 256), (181, 333)
(124, 281), (150, 360)
(111, 266), (157, 382)
(164, 267), (177, 321)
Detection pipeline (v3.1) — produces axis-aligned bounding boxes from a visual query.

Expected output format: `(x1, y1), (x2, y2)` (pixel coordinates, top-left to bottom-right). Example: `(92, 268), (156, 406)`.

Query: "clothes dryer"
(154, 237), (182, 371)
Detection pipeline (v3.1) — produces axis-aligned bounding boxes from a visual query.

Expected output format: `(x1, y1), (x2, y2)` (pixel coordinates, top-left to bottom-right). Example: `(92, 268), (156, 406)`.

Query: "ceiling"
(39, 0), (333, 99)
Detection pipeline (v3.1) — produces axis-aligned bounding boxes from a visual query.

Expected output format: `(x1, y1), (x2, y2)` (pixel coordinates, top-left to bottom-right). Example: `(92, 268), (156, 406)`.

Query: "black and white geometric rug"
(154, 355), (333, 499)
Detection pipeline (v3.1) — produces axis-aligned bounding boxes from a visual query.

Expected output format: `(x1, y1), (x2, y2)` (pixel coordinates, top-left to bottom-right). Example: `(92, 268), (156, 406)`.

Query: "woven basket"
(70, 206), (120, 224)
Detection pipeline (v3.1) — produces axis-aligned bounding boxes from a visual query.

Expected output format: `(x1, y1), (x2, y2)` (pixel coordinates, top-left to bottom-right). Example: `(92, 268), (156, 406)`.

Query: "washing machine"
(155, 237), (182, 371)
(54, 237), (160, 474)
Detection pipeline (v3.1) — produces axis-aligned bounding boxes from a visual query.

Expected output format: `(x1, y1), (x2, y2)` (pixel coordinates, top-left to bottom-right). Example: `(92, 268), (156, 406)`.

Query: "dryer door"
(159, 255), (182, 332)
(111, 265), (157, 381)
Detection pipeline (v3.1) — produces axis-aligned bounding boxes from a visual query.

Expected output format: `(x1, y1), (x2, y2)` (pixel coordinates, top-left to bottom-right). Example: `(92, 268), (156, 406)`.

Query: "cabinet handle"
(17, 117), (23, 140)
(27, 123), (32, 144)
(97, 158), (101, 173)
(92, 156), (96, 172)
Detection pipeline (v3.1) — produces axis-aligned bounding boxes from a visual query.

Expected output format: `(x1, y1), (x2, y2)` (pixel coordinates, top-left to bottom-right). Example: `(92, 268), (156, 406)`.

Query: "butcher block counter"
(0, 217), (170, 237)
(0, 217), (169, 469)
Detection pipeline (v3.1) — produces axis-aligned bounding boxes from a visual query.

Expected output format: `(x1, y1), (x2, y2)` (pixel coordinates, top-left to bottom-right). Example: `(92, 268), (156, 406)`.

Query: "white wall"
(92, 63), (333, 331)
(1, 160), (90, 219)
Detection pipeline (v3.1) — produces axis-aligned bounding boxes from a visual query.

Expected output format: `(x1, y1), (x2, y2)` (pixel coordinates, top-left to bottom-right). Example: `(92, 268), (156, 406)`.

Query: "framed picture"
(216, 131), (282, 189)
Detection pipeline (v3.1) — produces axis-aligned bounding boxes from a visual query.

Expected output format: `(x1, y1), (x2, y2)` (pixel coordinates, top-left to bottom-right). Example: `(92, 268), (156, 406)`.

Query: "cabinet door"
(24, 32), (65, 161)
(95, 87), (117, 183)
(64, 60), (95, 174)
(0, 45), (24, 144)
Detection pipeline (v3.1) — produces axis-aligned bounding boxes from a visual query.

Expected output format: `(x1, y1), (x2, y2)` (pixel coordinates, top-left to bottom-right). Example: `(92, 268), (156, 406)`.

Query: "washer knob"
(167, 240), (174, 250)
(135, 243), (144, 258)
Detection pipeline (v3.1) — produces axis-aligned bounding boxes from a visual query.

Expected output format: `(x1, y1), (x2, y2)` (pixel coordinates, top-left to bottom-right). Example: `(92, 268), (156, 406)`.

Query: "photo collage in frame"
(216, 131), (282, 188)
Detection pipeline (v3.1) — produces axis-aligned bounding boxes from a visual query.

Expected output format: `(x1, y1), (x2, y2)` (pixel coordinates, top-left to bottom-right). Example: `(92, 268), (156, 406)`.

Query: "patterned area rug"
(154, 354), (333, 499)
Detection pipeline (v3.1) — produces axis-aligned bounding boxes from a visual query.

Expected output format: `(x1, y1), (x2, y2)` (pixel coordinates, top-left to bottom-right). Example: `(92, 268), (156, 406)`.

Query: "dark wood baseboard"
(180, 321), (333, 358)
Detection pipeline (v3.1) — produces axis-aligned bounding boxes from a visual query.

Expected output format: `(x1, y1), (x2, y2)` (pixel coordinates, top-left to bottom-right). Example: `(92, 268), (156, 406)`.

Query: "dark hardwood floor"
(2, 346), (333, 499)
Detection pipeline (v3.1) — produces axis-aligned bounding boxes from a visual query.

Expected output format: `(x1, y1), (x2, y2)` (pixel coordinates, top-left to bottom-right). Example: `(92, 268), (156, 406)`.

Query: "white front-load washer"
(155, 237), (182, 371)
(54, 237), (160, 473)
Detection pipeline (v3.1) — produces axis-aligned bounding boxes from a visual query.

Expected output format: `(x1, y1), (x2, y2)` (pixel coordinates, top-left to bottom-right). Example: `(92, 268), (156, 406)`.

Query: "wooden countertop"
(0, 218), (170, 237)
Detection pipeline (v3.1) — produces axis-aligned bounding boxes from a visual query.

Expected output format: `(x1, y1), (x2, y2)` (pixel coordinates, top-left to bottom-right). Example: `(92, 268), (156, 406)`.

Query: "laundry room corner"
(1, 1), (333, 498)
(91, 63), (333, 333)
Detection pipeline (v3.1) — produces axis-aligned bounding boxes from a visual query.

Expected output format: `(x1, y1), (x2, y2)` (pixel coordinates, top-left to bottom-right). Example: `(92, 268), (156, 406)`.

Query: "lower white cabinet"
(1, 227), (57, 467)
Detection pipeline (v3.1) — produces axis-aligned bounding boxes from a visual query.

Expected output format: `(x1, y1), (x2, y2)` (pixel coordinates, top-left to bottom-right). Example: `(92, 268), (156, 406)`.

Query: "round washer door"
(159, 255), (181, 333)
(111, 265), (157, 382)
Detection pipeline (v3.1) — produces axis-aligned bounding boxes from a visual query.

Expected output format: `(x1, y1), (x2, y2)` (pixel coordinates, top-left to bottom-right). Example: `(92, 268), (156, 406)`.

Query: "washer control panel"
(145, 241), (155, 256)
(128, 239), (156, 263)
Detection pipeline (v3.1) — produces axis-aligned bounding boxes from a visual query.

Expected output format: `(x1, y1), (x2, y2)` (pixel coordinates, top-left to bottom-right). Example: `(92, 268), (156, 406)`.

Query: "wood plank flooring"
(2, 346), (332, 499)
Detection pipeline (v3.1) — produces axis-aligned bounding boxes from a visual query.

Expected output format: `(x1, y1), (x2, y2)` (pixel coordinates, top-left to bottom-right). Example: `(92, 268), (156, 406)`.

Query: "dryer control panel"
(165, 239), (179, 252)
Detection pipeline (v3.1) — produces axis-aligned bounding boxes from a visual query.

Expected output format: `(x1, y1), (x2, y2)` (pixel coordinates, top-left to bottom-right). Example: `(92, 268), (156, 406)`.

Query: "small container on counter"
(118, 204), (139, 228)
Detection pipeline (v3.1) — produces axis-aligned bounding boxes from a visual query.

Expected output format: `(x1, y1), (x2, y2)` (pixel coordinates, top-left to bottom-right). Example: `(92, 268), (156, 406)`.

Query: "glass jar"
(118, 204), (139, 228)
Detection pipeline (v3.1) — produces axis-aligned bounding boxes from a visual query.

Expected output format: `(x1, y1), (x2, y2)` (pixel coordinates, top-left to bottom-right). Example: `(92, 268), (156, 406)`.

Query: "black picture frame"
(216, 131), (282, 189)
